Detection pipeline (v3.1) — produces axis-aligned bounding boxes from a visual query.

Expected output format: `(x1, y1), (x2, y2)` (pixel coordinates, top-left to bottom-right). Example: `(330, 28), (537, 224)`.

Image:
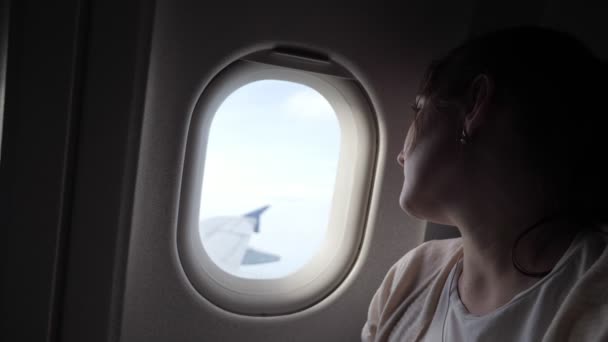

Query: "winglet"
(243, 205), (270, 233)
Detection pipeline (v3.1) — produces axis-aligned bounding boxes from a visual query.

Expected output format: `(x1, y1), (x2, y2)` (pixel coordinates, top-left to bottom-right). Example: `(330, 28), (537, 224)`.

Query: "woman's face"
(397, 95), (463, 222)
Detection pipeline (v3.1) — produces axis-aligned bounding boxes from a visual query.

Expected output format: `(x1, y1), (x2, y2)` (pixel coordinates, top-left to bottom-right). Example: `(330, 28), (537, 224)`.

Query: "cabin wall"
(542, 0), (608, 59)
(0, 2), (86, 341)
(119, 1), (474, 341)
(1, 1), (606, 341)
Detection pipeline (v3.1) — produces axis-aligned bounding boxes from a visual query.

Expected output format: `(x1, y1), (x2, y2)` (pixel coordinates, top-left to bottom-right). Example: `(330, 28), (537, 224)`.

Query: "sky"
(198, 80), (341, 279)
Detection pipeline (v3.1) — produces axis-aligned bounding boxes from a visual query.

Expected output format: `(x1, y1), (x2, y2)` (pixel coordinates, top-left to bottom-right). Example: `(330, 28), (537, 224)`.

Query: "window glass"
(199, 80), (341, 279)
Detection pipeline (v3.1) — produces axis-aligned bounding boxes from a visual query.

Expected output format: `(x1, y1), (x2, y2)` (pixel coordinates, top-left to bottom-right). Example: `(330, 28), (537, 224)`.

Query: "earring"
(460, 128), (470, 145)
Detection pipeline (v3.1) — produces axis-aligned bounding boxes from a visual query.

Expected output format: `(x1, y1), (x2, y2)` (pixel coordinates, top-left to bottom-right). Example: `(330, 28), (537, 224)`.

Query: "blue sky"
(199, 80), (341, 279)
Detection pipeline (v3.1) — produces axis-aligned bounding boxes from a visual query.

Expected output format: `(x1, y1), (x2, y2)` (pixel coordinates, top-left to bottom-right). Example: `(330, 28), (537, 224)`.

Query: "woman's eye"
(410, 104), (420, 115)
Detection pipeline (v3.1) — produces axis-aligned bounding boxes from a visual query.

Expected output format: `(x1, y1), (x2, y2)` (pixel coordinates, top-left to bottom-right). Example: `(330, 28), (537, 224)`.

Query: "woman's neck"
(438, 143), (580, 314)
(452, 205), (577, 315)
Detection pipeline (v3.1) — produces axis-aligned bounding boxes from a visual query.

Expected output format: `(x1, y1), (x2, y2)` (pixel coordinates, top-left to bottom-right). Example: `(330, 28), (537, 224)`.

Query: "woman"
(362, 27), (608, 341)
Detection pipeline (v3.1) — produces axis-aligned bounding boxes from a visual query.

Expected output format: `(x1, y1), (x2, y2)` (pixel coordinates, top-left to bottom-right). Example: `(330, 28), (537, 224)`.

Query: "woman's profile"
(362, 26), (608, 341)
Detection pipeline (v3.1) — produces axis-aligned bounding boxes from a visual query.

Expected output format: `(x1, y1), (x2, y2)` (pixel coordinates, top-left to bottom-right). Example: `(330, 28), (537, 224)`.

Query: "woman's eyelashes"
(411, 95), (426, 116)
(410, 103), (420, 114)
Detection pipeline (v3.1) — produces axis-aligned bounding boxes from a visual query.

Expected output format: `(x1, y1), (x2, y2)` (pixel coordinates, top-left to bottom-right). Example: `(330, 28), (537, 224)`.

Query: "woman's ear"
(463, 74), (494, 136)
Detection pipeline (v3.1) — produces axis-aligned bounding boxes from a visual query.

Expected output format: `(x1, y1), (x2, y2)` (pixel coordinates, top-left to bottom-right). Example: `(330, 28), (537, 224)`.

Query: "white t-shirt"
(422, 231), (597, 342)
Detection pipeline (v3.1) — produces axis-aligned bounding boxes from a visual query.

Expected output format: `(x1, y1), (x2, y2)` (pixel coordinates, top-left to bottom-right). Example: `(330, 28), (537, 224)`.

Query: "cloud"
(282, 88), (336, 120)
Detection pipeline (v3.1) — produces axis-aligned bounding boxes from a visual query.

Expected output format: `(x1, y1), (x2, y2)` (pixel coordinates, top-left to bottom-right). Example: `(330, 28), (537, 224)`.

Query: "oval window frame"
(177, 50), (378, 316)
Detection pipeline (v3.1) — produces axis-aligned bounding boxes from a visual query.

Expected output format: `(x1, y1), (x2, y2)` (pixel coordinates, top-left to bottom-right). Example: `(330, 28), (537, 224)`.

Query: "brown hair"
(414, 26), (607, 225)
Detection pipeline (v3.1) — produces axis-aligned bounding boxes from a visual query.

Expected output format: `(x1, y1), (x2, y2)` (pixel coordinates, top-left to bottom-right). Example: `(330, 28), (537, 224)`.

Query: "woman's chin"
(400, 190), (453, 225)
(399, 192), (425, 220)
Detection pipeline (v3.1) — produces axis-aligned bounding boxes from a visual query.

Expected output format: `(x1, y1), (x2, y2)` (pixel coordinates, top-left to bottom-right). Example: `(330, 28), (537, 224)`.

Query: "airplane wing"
(199, 205), (280, 273)
(242, 247), (281, 265)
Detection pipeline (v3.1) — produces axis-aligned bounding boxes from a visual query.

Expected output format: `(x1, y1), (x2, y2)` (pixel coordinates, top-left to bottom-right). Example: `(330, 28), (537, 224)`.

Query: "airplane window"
(179, 55), (376, 315)
(199, 80), (340, 279)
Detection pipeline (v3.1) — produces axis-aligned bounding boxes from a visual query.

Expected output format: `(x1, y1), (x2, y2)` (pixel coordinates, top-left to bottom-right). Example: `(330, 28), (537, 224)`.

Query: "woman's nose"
(397, 151), (405, 167)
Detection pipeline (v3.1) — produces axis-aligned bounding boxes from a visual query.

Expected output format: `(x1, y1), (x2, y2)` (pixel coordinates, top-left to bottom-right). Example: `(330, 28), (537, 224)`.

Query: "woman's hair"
(414, 26), (608, 226)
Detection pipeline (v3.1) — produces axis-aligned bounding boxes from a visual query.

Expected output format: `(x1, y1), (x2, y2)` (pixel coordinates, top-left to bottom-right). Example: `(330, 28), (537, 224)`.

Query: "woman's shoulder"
(543, 228), (608, 341)
(392, 238), (464, 273)
(362, 238), (464, 341)
(385, 237), (464, 292)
